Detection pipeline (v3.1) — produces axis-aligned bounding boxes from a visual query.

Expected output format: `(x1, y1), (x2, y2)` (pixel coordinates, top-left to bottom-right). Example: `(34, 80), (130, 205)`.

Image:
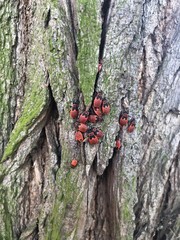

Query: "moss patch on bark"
(77, 0), (101, 106)
(2, 73), (48, 162)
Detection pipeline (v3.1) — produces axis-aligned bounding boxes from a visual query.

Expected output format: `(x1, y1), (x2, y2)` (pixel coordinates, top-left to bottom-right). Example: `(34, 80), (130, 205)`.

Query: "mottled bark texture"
(0, 0), (179, 239)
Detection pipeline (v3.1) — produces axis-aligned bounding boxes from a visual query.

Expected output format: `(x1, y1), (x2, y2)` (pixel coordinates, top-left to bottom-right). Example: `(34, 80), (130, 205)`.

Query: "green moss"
(120, 176), (136, 239)
(45, 169), (83, 239)
(121, 236), (133, 240)
(2, 72), (48, 162)
(77, 0), (101, 105)
(0, 1), (16, 159)
(122, 181), (132, 223)
(122, 200), (131, 222)
(51, 0), (58, 8)
(46, 6), (72, 104)
(0, 189), (13, 240)
(44, 136), (83, 239)
(1, 1), (53, 162)
(3, 198), (13, 240)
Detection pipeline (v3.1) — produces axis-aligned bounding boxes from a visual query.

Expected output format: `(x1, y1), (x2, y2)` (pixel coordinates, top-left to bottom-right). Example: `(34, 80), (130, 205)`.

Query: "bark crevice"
(85, 152), (118, 240)
(93, 0), (112, 94)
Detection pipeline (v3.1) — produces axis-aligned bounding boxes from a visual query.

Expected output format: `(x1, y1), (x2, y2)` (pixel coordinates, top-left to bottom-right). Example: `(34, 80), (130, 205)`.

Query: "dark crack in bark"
(15, 83), (61, 239)
(85, 151), (120, 240)
(93, 0), (112, 95)
(44, 8), (51, 28)
(67, 0), (78, 60)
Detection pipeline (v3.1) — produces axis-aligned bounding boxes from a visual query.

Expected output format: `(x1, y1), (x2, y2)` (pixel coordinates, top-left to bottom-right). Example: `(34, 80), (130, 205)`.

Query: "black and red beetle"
(102, 98), (110, 115)
(127, 118), (136, 133)
(93, 128), (104, 139)
(79, 111), (89, 124)
(76, 122), (88, 133)
(75, 131), (84, 142)
(119, 111), (128, 127)
(93, 92), (103, 108)
(70, 100), (79, 119)
(88, 132), (99, 144)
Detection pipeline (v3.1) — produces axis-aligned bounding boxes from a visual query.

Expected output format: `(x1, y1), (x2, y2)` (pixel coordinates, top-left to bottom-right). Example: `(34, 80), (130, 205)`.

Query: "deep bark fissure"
(133, 179), (148, 239)
(39, 128), (47, 197)
(95, 153), (118, 239)
(15, 84), (60, 238)
(47, 84), (61, 175)
(18, 0), (30, 78)
(15, 0), (32, 122)
(139, 46), (146, 104)
(10, 1), (19, 133)
(44, 8), (51, 28)
(152, 179), (171, 240)
(93, 0), (111, 95)
(134, 143), (180, 239)
(153, 146), (180, 240)
(85, 152), (119, 239)
(31, 220), (39, 240)
(68, 0), (78, 59)
(99, 0), (111, 61)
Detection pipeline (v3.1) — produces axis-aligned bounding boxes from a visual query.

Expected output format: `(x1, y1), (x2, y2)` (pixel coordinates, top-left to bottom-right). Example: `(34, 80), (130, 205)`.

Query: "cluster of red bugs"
(70, 92), (110, 167)
(115, 111), (136, 151)
(69, 61), (136, 167)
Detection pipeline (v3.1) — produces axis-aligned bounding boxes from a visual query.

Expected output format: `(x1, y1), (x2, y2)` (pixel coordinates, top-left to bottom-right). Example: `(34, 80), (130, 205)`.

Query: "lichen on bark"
(0, 0), (17, 159)
(0, 0), (180, 239)
(77, 0), (101, 106)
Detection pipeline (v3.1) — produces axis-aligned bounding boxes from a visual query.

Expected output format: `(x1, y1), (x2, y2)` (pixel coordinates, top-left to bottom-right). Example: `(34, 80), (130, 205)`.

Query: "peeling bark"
(0, 0), (180, 240)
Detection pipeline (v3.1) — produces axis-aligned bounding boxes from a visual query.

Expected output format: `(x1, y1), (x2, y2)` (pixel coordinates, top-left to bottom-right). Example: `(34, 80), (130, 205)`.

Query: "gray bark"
(0, 0), (179, 239)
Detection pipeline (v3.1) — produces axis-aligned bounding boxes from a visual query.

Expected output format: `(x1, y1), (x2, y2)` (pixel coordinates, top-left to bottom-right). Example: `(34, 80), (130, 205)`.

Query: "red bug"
(93, 128), (104, 139)
(88, 108), (102, 123)
(102, 99), (110, 115)
(77, 123), (88, 133)
(127, 118), (136, 133)
(119, 112), (128, 127)
(88, 114), (99, 123)
(70, 106), (78, 119)
(75, 131), (84, 142)
(79, 111), (89, 123)
(71, 159), (78, 168)
(93, 92), (103, 108)
(93, 107), (102, 117)
(115, 136), (121, 150)
(88, 132), (99, 145)
(70, 100), (79, 119)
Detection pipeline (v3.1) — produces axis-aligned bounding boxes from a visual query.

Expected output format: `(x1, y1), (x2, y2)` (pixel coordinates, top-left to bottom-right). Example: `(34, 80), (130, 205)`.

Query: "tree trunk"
(0, 0), (179, 239)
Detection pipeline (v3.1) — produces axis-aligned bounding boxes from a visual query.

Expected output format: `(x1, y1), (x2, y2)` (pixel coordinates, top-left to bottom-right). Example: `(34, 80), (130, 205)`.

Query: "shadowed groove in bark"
(152, 145), (180, 240)
(87, 150), (119, 239)
(31, 221), (39, 240)
(93, 0), (111, 94)
(68, 0), (78, 60)
(44, 8), (51, 28)
(14, 84), (60, 239)
(15, 130), (46, 239)
(15, 0), (32, 121)
(134, 144), (180, 240)
(46, 84), (61, 175)
(99, 0), (111, 61)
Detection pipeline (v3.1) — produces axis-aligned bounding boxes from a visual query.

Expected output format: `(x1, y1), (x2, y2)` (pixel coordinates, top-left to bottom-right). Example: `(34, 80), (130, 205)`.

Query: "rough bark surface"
(0, 0), (179, 240)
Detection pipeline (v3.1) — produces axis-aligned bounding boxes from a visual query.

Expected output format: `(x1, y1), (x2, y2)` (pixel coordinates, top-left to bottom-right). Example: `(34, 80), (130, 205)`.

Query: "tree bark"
(0, 0), (179, 239)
